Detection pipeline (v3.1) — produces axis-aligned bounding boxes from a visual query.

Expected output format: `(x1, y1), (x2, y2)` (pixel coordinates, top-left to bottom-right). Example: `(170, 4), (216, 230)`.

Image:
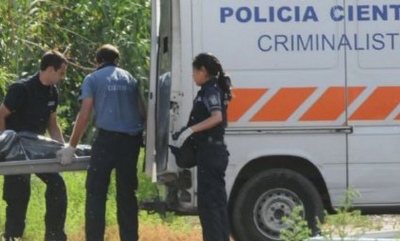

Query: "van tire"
(231, 168), (324, 241)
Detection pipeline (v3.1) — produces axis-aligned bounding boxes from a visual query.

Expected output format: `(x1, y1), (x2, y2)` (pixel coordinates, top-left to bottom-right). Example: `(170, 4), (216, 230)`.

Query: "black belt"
(194, 136), (225, 145)
(98, 128), (141, 137)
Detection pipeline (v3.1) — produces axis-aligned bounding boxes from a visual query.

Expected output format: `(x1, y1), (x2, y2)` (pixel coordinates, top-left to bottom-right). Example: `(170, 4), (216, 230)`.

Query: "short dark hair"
(95, 44), (120, 64)
(40, 50), (67, 71)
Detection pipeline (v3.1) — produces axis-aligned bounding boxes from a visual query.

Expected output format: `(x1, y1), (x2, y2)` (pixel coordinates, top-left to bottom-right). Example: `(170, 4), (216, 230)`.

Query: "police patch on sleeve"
(204, 90), (222, 112)
(209, 94), (219, 106)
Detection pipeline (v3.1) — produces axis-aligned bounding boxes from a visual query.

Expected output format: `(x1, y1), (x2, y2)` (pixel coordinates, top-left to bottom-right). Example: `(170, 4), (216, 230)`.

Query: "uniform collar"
(31, 72), (53, 94)
(201, 77), (217, 90)
(32, 72), (40, 82)
(97, 62), (116, 71)
(33, 73), (47, 88)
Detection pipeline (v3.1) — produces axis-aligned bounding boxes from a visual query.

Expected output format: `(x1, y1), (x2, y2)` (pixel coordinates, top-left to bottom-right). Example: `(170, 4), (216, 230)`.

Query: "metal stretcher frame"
(0, 156), (90, 175)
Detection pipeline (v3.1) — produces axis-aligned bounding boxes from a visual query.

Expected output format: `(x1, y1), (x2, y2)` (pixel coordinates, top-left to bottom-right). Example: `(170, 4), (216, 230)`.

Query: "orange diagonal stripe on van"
(251, 87), (316, 122)
(350, 86), (400, 120)
(300, 87), (365, 121)
(228, 88), (267, 122)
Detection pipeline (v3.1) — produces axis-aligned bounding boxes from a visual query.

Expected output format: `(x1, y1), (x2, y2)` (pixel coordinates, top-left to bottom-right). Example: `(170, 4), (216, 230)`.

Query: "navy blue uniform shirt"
(4, 73), (58, 135)
(188, 77), (228, 140)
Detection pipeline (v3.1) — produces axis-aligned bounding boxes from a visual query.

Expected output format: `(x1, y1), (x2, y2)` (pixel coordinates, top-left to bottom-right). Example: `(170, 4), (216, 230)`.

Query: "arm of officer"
(48, 112), (64, 143)
(174, 111), (222, 147)
(0, 104), (11, 131)
(190, 110), (222, 133)
(190, 88), (223, 133)
(68, 97), (93, 148)
(57, 97), (93, 165)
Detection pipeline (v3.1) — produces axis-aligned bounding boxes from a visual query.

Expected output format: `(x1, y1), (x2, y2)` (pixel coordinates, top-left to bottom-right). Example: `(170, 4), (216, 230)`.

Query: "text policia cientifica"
(220, 5), (400, 23)
(220, 4), (400, 52)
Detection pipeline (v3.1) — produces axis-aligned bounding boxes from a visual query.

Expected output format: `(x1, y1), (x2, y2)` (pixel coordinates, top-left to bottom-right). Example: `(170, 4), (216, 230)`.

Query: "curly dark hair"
(192, 53), (232, 100)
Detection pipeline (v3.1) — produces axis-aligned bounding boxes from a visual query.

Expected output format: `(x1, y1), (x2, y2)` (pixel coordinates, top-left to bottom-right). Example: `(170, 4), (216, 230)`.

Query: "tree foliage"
(0, 0), (151, 141)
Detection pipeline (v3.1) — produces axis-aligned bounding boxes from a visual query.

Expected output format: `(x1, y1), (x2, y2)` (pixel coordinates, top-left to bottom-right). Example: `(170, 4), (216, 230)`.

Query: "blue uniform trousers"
(85, 129), (141, 241)
(196, 140), (230, 241)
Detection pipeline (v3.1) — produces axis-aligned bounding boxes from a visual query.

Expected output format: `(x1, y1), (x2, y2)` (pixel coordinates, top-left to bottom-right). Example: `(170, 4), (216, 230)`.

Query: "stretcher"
(0, 130), (92, 175)
(0, 156), (90, 175)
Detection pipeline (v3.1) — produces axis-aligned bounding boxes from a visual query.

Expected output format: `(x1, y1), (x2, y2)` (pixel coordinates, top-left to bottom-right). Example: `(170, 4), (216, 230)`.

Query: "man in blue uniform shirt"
(57, 44), (146, 241)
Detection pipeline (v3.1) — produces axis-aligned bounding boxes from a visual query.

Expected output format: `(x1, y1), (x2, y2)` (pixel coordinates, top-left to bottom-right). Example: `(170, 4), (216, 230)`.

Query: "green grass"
(0, 172), (88, 240)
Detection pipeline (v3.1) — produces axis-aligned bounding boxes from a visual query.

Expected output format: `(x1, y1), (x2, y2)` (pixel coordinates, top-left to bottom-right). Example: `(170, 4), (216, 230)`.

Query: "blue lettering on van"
(237, 7), (252, 22)
(258, 33), (400, 52)
(220, 4), (400, 53)
(220, 6), (318, 23)
(330, 5), (344, 21)
(358, 5), (370, 21)
(372, 33), (385, 50)
(221, 5), (400, 23)
(255, 7), (267, 22)
(330, 4), (400, 22)
(220, 7), (234, 23)
(258, 35), (272, 51)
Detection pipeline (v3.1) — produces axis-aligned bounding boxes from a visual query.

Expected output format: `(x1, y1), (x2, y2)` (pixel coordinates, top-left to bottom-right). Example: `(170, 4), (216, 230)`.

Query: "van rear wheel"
(231, 169), (324, 241)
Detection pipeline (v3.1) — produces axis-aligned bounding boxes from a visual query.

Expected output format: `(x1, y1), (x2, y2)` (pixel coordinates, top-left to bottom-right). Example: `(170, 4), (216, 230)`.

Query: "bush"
(280, 188), (378, 241)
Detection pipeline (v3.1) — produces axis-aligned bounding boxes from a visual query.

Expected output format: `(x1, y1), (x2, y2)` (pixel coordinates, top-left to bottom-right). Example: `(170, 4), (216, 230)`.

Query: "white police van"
(144, 1), (400, 240)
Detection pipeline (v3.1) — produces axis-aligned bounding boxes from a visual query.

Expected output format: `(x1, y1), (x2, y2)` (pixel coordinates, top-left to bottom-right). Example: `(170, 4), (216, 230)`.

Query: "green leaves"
(0, 0), (151, 140)
(280, 206), (312, 241)
(0, 67), (16, 100)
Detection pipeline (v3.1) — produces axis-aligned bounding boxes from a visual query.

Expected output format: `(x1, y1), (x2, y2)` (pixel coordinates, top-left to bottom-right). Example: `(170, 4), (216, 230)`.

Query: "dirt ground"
(367, 215), (400, 231)
(67, 215), (400, 241)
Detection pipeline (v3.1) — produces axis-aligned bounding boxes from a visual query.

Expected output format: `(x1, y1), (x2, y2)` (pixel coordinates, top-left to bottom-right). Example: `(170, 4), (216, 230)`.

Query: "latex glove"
(57, 145), (77, 165)
(172, 127), (193, 148)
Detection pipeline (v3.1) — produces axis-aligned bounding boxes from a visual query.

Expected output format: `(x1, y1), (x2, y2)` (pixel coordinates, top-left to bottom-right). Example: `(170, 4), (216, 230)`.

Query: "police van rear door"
(145, 0), (173, 177)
